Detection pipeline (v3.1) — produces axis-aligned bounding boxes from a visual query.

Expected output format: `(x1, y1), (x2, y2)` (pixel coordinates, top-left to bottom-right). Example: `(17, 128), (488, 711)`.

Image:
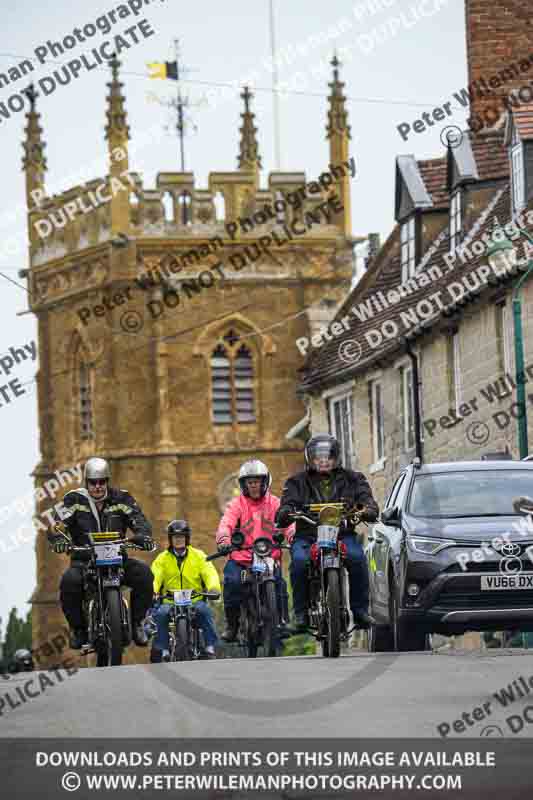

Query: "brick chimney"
(465, 0), (533, 128)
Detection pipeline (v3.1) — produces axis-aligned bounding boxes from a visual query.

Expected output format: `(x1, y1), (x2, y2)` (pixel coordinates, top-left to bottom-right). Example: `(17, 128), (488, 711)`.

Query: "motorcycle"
(54, 525), (157, 667)
(154, 589), (220, 662)
(288, 502), (367, 658)
(207, 530), (288, 658)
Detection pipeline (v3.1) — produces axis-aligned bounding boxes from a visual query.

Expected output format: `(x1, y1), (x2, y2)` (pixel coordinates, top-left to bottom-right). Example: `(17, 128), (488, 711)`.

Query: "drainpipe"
(405, 338), (423, 463)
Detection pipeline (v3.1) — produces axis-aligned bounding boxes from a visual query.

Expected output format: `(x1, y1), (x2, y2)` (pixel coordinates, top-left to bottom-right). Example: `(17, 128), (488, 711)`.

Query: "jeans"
(223, 558), (288, 620)
(60, 557), (153, 630)
(290, 536), (369, 616)
(153, 601), (218, 650)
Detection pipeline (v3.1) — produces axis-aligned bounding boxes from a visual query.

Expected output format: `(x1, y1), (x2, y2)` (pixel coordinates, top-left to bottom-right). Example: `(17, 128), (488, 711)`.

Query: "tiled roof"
(512, 103), (533, 142)
(299, 130), (525, 394)
(418, 158), (448, 208)
(470, 131), (509, 180)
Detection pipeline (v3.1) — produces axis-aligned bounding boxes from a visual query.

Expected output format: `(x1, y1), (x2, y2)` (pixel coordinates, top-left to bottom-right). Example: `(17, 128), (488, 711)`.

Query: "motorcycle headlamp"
(253, 537), (272, 557)
(407, 535), (457, 555)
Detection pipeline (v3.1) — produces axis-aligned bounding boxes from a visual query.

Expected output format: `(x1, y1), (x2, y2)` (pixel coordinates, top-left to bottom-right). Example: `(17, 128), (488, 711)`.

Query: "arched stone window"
(79, 361), (93, 440)
(210, 329), (255, 425)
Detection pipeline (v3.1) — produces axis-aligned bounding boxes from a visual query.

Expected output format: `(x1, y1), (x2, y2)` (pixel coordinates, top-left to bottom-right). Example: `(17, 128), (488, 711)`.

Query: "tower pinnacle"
(104, 55), (130, 235)
(326, 54), (352, 235)
(22, 83), (47, 210)
(237, 85), (262, 174)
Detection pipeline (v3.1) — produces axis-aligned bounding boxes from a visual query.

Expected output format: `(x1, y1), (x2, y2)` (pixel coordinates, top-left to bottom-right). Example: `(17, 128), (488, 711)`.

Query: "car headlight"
(407, 536), (457, 555)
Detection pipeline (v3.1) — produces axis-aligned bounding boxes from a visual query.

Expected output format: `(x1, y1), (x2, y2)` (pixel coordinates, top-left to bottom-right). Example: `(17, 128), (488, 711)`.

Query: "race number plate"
(251, 553), (267, 573)
(94, 543), (123, 566)
(481, 573), (533, 590)
(322, 554), (340, 568)
(317, 525), (338, 549)
(174, 589), (193, 606)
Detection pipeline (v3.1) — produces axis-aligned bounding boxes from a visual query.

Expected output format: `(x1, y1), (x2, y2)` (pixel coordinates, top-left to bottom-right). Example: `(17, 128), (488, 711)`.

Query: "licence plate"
(481, 573), (533, 590)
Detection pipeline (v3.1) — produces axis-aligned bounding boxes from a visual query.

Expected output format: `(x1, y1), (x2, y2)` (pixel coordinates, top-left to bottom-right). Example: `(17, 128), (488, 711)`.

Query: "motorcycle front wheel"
(173, 617), (190, 661)
(261, 581), (278, 657)
(96, 588), (123, 667)
(321, 570), (341, 659)
(243, 595), (258, 659)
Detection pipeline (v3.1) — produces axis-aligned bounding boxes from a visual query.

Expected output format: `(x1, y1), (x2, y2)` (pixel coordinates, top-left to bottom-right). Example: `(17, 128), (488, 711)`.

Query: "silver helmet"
(84, 457), (110, 498)
(238, 460), (272, 498)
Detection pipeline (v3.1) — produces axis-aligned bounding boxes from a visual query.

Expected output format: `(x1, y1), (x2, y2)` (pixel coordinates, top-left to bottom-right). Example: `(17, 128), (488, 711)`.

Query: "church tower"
(24, 57), (356, 663)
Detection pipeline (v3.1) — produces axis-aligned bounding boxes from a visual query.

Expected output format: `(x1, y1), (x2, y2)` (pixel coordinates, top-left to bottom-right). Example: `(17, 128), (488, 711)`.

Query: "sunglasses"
(88, 479), (107, 486)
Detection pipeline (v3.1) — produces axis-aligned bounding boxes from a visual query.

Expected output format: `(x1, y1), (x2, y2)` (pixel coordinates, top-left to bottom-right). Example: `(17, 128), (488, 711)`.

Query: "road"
(3, 648), (533, 738)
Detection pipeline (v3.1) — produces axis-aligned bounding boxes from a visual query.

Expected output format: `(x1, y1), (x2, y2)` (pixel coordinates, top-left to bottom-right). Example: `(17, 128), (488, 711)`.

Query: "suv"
(367, 460), (533, 651)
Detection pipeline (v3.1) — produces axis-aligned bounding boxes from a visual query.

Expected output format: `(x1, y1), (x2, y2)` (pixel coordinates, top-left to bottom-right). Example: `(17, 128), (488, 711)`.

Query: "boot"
(352, 610), (375, 630)
(133, 621), (149, 647)
(70, 627), (88, 650)
(221, 608), (240, 642)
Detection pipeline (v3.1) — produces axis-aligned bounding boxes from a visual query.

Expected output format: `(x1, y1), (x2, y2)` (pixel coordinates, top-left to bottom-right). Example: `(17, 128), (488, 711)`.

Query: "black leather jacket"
(49, 487), (152, 551)
(275, 468), (379, 541)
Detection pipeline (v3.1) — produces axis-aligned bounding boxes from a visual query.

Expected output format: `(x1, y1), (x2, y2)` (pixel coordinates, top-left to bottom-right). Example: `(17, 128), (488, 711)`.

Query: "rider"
(215, 460), (294, 643)
(275, 434), (379, 631)
(150, 520), (221, 662)
(47, 457), (155, 650)
(12, 649), (34, 672)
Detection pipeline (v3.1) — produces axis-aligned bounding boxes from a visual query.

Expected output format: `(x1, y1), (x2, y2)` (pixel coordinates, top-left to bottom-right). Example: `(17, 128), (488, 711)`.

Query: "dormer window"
(449, 189), (462, 253)
(511, 141), (525, 214)
(400, 216), (417, 282)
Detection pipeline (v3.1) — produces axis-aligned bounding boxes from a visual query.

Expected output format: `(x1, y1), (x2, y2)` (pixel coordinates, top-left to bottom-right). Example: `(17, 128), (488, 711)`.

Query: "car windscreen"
(408, 470), (533, 517)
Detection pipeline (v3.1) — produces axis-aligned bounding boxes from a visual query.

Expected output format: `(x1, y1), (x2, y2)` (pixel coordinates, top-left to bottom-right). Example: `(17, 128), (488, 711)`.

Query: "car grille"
(445, 560), (532, 574)
(436, 592), (533, 609)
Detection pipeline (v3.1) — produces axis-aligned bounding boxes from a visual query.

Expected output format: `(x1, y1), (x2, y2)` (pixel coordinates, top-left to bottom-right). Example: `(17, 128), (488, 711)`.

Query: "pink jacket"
(215, 492), (295, 565)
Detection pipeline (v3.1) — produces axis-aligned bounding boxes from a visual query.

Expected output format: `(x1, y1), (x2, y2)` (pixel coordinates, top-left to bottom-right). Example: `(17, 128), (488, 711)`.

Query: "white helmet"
(84, 457), (110, 499)
(238, 460), (272, 498)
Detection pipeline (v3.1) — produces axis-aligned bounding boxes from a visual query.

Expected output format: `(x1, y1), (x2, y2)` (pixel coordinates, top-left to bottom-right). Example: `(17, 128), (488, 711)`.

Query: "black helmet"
(13, 649), (33, 672)
(304, 434), (340, 472)
(167, 519), (191, 550)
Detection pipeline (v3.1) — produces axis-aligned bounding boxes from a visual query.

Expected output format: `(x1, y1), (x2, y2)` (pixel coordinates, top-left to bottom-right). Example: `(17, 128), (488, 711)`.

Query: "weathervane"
(147, 40), (206, 174)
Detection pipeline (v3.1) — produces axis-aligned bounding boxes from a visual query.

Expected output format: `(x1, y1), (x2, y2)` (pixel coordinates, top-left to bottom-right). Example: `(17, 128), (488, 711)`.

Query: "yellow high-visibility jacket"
(151, 546), (221, 603)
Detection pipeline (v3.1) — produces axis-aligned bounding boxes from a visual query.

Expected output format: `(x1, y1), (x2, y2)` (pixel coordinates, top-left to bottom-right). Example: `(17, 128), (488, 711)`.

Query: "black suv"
(367, 460), (533, 651)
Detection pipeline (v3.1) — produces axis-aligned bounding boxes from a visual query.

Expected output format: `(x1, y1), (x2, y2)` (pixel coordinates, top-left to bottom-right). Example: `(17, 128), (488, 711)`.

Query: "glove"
(131, 534), (153, 551)
(217, 544), (231, 555)
(52, 538), (70, 554)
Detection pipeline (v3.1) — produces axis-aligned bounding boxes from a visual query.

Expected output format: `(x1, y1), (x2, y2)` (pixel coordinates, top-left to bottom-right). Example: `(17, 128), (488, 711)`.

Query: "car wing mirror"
(381, 507), (401, 527)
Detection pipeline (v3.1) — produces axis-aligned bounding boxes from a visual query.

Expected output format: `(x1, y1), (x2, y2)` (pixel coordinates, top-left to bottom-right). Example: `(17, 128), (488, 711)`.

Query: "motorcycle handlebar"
(161, 590), (219, 600)
(68, 541), (150, 554)
(206, 541), (287, 562)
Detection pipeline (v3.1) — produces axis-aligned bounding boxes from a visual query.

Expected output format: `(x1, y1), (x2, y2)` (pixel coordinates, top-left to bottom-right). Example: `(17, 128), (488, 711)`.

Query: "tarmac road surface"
(3, 648), (533, 739)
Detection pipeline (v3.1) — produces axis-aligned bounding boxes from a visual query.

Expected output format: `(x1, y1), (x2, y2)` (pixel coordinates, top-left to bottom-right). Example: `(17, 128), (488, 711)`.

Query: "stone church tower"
(23, 56), (357, 661)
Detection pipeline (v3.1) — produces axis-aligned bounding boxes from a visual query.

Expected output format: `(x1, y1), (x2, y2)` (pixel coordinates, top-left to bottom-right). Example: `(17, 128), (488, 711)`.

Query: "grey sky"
(0, 0), (467, 629)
